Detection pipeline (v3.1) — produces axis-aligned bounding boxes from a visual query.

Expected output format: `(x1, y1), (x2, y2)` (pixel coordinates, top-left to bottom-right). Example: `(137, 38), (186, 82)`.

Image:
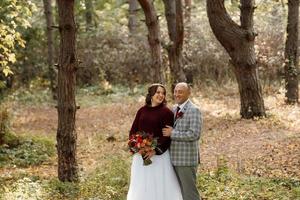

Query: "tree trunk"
(0, 109), (9, 145)
(128, 0), (139, 34)
(85, 0), (93, 31)
(184, 0), (192, 40)
(43, 0), (57, 100)
(284, 0), (299, 104)
(163, 0), (186, 86)
(207, 0), (266, 118)
(138, 0), (165, 83)
(56, 0), (78, 182)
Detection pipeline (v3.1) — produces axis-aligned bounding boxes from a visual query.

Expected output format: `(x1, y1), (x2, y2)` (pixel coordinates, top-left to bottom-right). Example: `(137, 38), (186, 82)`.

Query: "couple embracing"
(127, 82), (202, 200)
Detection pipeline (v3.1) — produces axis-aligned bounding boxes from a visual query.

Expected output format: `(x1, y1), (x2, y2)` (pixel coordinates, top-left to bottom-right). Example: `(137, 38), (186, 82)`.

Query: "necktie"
(175, 106), (180, 119)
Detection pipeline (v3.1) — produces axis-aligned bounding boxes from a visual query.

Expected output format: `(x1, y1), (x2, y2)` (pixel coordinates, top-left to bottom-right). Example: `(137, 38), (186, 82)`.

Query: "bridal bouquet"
(128, 131), (157, 166)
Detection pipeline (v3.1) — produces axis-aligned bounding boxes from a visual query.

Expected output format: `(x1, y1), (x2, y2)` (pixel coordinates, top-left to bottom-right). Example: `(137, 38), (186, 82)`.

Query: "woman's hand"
(143, 150), (156, 160)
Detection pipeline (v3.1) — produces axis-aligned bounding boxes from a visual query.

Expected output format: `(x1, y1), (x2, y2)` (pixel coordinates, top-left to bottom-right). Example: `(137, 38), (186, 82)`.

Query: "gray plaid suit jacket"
(170, 100), (202, 166)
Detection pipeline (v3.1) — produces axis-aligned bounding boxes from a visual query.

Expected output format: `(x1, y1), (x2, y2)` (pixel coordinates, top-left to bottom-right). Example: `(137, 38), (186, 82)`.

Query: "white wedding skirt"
(127, 150), (183, 200)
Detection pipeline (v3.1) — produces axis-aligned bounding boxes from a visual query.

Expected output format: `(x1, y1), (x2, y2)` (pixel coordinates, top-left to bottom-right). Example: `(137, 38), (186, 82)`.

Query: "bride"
(127, 83), (183, 200)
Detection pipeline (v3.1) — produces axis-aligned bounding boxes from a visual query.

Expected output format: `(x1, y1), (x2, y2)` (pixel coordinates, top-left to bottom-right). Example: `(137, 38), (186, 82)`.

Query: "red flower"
(127, 131), (158, 166)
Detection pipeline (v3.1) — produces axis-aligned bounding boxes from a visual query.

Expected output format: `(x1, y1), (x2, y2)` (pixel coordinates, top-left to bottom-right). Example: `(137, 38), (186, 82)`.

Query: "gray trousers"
(174, 166), (201, 200)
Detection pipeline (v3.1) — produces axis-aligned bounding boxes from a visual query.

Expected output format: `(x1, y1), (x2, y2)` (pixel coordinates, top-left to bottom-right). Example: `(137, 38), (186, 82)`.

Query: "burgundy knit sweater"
(129, 103), (174, 155)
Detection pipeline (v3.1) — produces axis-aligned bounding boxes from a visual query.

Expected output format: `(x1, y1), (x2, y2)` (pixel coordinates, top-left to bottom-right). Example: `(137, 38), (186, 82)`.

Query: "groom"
(163, 82), (202, 200)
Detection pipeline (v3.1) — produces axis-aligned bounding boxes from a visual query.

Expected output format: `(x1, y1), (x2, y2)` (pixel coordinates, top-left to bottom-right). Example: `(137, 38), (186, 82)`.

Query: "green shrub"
(0, 107), (20, 148)
(7, 87), (52, 106)
(77, 84), (146, 106)
(79, 157), (129, 200)
(45, 179), (79, 200)
(0, 135), (55, 168)
(198, 166), (300, 200)
(44, 156), (130, 200)
(1, 154), (299, 200)
(1, 132), (20, 148)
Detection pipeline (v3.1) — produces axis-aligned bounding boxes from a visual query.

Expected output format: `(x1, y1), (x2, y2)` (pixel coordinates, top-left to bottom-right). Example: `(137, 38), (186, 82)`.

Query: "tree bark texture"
(138, 0), (165, 83)
(43, 0), (57, 100)
(163, 0), (186, 86)
(56, 0), (78, 182)
(284, 0), (299, 104)
(207, 0), (266, 118)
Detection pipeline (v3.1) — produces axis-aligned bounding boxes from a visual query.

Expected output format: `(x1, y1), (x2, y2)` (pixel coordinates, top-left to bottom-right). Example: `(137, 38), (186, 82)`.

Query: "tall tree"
(128, 0), (140, 34)
(284, 0), (299, 104)
(43, 0), (57, 100)
(85, 0), (93, 31)
(56, 0), (78, 182)
(163, 0), (186, 86)
(207, 0), (266, 119)
(138, 0), (165, 83)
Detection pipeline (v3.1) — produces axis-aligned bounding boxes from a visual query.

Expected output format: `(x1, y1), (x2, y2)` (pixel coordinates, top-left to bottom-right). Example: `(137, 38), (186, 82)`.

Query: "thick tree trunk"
(43, 0), (57, 100)
(284, 0), (299, 104)
(56, 0), (78, 182)
(232, 63), (266, 118)
(128, 0), (139, 34)
(207, 0), (266, 118)
(138, 0), (165, 83)
(85, 0), (93, 31)
(163, 0), (186, 86)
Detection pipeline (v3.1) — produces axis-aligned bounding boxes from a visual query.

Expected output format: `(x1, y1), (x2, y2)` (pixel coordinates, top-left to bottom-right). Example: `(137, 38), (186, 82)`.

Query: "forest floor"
(1, 83), (300, 199)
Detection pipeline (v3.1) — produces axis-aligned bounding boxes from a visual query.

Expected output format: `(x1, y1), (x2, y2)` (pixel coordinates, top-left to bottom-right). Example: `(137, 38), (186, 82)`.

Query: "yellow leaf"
(3, 67), (13, 76)
(8, 53), (16, 63)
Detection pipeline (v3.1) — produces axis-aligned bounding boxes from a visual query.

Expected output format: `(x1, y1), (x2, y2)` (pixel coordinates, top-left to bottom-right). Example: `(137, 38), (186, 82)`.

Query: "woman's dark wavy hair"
(145, 83), (167, 106)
